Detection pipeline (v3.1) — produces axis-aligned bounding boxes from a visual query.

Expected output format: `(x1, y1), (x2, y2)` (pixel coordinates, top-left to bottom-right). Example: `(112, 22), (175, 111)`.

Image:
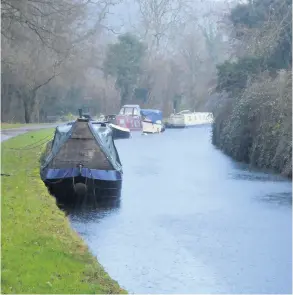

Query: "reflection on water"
(231, 172), (289, 182)
(56, 189), (122, 213)
(65, 198), (121, 220)
(258, 192), (292, 206)
(69, 126), (292, 294)
(230, 165), (290, 183)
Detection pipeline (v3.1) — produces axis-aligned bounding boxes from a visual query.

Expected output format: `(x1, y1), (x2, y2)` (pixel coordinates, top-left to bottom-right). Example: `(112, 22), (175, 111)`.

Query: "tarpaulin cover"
(140, 109), (162, 123)
(40, 121), (122, 181)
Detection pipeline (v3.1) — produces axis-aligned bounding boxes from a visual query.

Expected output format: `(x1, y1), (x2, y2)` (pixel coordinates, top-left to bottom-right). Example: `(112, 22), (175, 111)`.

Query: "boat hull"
(165, 123), (212, 128)
(165, 122), (185, 128)
(142, 121), (165, 133)
(110, 124), (131, 139)
(40, 119), (123, 205)
(165, 112), (214, 128)
(41, 167), (122, 204)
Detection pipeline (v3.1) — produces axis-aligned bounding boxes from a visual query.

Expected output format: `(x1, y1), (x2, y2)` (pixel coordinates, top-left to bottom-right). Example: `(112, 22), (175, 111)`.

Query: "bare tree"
(135, 0), (187, 52)
(1, 0), (121, 122)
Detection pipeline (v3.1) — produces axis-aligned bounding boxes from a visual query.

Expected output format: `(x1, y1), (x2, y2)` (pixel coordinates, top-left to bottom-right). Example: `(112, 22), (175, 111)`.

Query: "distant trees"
(1, 0), (232, 122)
(103, 33), (146, 106)
(1, 0), (121, 123)
(129, 0), (231, 114)
(135, 0), (186, 52)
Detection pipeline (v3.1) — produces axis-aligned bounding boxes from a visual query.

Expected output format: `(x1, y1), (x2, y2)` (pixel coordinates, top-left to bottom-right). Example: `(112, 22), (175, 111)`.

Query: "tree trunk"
(120, 85), (130, 107)
(24, 100), (32, 123)
(22, 91), (37, 123)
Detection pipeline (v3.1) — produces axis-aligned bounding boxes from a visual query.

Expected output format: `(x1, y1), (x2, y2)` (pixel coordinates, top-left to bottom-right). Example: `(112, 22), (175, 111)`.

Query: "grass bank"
(1, 123), (26, 129)
(1, 122), (65, 130)
(1, 129), (126, 294)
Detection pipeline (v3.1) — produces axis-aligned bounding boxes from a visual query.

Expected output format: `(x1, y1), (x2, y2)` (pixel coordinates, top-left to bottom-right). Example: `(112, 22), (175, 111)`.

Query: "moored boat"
(109, 123), (131, 139)
(98, 114), (131, 139)
(141, 109), (165, 134)
(165, 110), (214, 128)
(114, 105), (142, 131)
(40, 116), (123, 204)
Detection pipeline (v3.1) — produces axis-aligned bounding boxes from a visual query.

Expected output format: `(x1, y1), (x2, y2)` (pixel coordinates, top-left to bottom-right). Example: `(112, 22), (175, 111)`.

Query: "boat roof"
(121, 104), (140, 108)
(141, 109), (162, 114)
(42, 120), (122, 172)
(56, 120), (108, 134)
(176, 110), (213, 115)
(140, 109), (162, 122)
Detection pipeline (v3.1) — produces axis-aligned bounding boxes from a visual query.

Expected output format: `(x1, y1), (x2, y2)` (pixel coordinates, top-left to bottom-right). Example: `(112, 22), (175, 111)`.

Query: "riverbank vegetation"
(212, 0), (292, 177)
(1, 129), (126, 294)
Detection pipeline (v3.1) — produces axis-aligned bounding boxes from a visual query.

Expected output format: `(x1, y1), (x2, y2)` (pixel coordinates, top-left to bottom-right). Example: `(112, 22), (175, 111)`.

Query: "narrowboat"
(165, 110), (214, 128)
(111, 105), (166, 133)
(141, 109), (165, 134)
(40, 116), (123, 204)
(114, 105), (142, 131)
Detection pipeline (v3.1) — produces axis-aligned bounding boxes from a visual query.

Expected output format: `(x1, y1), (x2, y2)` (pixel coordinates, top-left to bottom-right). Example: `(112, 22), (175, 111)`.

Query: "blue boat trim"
(44, 168), (122, 181)
(141, 109), (162, 123)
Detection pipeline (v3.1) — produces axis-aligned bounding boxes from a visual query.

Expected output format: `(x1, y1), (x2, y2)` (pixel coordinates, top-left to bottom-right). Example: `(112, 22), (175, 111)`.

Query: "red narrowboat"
(114, 105), (142, 131)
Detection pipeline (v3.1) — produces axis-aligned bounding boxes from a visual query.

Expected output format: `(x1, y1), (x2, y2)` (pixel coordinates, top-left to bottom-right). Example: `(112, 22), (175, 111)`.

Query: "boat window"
(119, 108), (125, 115)
(124, 107), (134, 115)
(133, 108), (139, 116)
(134, 120), (140, 127)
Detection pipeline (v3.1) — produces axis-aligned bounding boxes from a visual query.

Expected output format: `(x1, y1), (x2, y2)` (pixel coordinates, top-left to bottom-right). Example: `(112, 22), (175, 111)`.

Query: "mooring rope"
(3, 135), (53, 151)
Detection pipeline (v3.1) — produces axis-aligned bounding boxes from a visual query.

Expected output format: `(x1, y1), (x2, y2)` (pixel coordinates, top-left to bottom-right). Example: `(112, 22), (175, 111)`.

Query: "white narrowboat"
(165, 110), (213, 128)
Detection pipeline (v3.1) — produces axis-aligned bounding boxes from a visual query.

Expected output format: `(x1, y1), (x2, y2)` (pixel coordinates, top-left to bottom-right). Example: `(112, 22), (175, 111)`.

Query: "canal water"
(69, 125), (292, 294)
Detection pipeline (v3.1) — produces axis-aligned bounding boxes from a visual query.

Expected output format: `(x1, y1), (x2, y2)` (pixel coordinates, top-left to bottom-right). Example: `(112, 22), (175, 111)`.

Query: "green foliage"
(213, 0), (292, 177)
(103, 33), (146, 106)
(219, 0), (292, 92)
(134, 87), (149, 102)
(40, 87), (100, 119)
(230, 0), (292, 70)
(231, 0), (291, 28)
(267, 23), (292, 70)
(1, 130), (126, 294)
(213, 70), (292, 177)
(216, 56), (265, 94)
(230, 0), (272, 29)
